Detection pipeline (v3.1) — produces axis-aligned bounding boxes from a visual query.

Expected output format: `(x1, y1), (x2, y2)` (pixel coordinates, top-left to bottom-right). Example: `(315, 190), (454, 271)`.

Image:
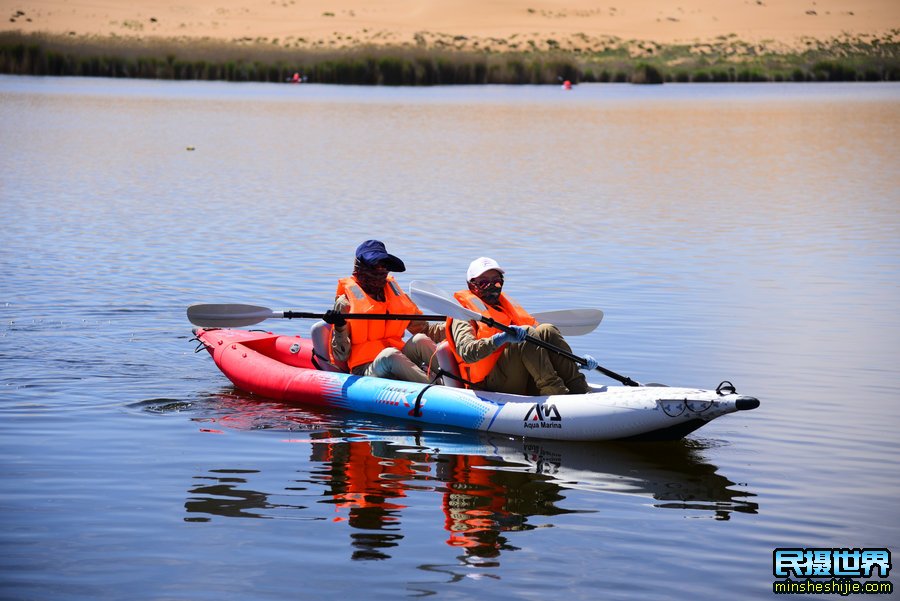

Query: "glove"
(322, 309), (347, 328)
(580, 354), (598, 371)
(491, 325), (528, 347)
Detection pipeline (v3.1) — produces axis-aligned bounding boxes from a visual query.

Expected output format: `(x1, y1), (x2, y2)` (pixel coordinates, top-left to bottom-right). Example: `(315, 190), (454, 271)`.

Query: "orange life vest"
(445, 290), (536, 385)
(335, 275), (420, 370)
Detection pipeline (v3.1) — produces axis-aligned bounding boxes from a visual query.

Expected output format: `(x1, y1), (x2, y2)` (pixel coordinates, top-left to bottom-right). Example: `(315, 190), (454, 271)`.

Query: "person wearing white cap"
(443, 257), (598, 396)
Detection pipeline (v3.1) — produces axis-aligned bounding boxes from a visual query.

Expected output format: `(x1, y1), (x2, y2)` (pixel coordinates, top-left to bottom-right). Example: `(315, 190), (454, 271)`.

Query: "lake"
(1, 75), (898, 599)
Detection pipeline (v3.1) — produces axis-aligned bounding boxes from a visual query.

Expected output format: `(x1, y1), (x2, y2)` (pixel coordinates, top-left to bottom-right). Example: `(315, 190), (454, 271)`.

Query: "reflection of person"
(324, 240), (444, 383)
(312, 439), (411, 561)
(445, 257), (598, 395)
(438, 454), (521, 557)
(312, 438), (535, 560)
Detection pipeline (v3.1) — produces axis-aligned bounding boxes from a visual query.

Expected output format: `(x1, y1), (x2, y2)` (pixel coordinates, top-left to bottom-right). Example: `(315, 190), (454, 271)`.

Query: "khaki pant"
(354, 333), (439, 383)
(481, 323), (589, 396)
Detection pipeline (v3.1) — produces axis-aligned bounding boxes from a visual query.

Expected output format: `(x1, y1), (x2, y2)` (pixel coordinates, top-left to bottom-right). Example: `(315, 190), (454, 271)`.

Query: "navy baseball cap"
(354, 240), (406, 272)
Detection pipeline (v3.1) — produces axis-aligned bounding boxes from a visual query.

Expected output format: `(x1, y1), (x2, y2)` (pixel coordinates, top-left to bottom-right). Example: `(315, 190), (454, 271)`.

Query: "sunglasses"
(471, 275), (504, 289)
(355, 259), (389, 273)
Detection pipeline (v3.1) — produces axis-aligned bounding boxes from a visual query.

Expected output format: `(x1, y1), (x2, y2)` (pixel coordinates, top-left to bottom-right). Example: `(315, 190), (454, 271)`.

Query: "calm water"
(1, 76), (899, 599)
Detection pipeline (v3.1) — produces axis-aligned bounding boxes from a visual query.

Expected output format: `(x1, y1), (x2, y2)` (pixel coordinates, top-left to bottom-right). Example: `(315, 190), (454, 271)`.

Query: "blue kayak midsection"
(327, 373), (502, 431)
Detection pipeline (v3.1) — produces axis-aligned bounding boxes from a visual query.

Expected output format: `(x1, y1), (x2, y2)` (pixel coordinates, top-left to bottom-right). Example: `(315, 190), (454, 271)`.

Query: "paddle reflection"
(184, 468), (308, 520)
(175, 393), (757, 561)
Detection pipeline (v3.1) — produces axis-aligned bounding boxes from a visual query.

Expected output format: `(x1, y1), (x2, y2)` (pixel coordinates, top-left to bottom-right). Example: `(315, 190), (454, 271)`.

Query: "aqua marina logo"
(524, 403), (561, 429)
(773, 548), (893, 595)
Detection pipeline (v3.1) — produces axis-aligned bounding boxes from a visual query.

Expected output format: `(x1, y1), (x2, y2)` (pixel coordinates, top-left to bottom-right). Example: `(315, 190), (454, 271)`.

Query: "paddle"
(187, 303), (445, 328)
(187, 302), (603, 335)
(409, 281), (640, 387)
(523, 308), (603, 336)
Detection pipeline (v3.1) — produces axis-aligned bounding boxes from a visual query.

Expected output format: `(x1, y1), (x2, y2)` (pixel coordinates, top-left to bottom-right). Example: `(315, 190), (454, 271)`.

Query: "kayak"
(192, 327), (759, 442)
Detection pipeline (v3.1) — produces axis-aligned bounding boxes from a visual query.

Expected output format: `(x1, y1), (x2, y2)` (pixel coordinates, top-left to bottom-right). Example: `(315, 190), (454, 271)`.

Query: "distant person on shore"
(323, 240), (445, 383)
(444, 257), (597, 395)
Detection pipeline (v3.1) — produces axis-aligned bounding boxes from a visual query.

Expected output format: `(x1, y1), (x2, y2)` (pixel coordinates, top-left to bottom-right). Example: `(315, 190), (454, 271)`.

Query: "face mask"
(354, 260), (389, 298)
(468, 275), (503, 307)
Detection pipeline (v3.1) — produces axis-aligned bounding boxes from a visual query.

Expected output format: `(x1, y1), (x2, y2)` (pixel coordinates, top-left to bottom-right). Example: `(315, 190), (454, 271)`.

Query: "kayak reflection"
(177, 393), (757, 560)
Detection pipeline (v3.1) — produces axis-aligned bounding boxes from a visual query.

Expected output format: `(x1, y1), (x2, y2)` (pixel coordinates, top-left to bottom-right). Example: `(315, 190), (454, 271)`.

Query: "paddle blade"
(532, 309), (603, 336)
(409, 281), (481, 322)
(186, 303), (275, 327)
(409, 282), (604, 335)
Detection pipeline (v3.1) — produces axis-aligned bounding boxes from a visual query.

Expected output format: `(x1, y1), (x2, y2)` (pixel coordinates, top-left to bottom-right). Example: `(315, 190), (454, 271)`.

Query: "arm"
(330, 295), (352, 362)
(407, 318), (446, 343)
(449, 319), (505, 363)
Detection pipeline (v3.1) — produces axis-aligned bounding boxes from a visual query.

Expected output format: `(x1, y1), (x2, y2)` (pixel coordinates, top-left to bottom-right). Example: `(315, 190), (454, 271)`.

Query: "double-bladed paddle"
(186, 303), (441, 328)
(408, 280), (639, 387)
(186, 302), (603, 336)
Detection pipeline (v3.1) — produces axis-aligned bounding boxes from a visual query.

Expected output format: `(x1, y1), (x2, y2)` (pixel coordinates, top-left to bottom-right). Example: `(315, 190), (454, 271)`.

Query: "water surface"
(1, 76), (898, 599)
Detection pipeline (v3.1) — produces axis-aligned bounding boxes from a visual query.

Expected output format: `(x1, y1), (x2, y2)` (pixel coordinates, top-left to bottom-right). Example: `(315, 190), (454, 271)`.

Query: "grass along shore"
(1, 30), (898, 84)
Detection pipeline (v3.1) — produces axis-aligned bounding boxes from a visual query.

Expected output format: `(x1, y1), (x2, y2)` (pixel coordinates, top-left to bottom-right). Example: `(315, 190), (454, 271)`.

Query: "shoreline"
(4, 0), (899, 49)
(1, 30), (897, 84)
(2, 0), (898, 85)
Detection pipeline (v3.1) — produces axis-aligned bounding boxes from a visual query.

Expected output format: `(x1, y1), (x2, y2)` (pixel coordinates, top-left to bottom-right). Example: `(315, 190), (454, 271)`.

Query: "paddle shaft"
(480, 315), (640, 387)
(281, 311), (446, 321)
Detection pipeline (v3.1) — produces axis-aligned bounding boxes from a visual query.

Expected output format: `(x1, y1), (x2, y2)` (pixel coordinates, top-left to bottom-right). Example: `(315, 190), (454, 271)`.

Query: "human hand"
(508, 325), (528, 342)
(323, 309), (347, 328)
(491, 325), (528, 346)
(580, 354), (598, 371)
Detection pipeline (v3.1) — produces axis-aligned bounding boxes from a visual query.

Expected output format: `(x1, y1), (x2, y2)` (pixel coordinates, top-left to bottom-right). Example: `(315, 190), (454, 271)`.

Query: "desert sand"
(3, 0), (898, 50)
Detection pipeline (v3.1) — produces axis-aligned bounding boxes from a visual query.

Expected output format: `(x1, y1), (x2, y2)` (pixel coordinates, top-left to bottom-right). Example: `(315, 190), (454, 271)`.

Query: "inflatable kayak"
(192, 327), (759, 441)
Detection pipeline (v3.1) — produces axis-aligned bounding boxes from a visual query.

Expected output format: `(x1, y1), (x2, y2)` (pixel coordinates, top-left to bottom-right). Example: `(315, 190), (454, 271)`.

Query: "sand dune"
(3, 0), (898, 49)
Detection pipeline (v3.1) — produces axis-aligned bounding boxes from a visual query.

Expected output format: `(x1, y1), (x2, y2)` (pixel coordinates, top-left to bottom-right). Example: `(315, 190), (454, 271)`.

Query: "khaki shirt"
(330, 293), (446, 363)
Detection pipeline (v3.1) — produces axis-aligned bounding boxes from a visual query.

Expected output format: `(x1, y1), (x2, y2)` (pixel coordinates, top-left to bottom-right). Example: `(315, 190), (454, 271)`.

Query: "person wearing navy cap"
(323, 240), (445, 382)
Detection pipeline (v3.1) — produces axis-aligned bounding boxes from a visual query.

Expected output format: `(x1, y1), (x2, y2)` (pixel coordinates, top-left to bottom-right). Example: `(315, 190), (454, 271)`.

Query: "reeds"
(1, 31), (897, 84)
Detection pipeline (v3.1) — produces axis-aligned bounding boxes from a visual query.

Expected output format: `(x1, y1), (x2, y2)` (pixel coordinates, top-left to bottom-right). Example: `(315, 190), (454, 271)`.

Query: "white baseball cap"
(467, 257), (505, 281)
